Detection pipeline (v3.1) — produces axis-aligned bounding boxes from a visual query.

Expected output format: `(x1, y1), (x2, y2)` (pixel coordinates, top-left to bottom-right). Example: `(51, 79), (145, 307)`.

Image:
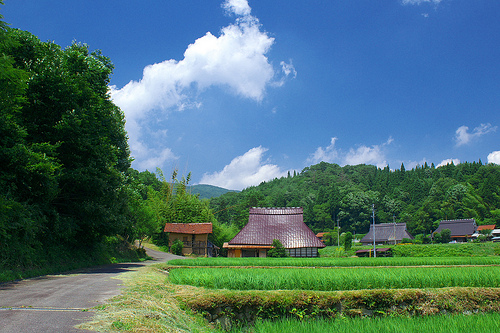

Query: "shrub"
(402, 238), (413, 244)
(343, 232), (353, 252)
(441, 229), (451, 243)
(171, 239), (184, 256)
(268, 239), (288, 258)
(433, 232), (442, 244)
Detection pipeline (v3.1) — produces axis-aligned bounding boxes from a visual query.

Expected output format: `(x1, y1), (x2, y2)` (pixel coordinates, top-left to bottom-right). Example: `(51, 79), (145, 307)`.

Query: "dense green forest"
(209, 161), (500, 237)
(0, 5), (219, 275)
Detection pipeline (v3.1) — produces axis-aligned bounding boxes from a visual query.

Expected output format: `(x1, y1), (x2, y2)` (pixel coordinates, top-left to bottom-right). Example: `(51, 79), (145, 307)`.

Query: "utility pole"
(372, 204), (376, 258)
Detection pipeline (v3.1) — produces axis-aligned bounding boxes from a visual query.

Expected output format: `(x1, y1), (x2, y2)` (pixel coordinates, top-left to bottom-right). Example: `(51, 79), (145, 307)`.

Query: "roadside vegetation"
(0, 236), (149, 283)
(78, 265), (221, 333)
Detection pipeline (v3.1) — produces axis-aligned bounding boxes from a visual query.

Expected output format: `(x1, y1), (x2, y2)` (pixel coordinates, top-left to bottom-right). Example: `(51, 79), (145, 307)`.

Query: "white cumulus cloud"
(307, 137), (339, 164)
(455, 123), (497, 147)
(307, 137), (392, 168)
(222, 0), (252, 16)
(199, 146), (287, 190)
(487, 151), (500, 164)
(110, 0), (294, 171)
(437, 158), (460, 168)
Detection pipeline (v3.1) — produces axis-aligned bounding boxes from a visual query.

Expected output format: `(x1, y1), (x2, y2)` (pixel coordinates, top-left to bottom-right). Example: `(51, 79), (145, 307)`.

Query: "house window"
(287, 247), (319, 258)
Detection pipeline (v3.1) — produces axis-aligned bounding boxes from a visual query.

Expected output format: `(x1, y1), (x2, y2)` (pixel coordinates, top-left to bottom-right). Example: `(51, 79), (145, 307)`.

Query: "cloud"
(131, 141), (178, 171)
(488, 151), (500, 164)
(222, 0), (252, 16)
(110, 0), (294, 171)
(307, 137), (339, 164)
(437, 158), (460, 167)
(401, 0), (442, 5)
(308, 137), (392, 168)
(344, 144), (388, 168)
(199, 146), (287, 190)
(455, 123), (497, 147)
(280, 60), (297, 78)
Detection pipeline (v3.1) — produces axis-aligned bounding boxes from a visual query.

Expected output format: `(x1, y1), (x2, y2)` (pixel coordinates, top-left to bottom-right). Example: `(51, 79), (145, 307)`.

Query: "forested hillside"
(0, 7), (217, 275)
(209, 161), (500, 237)
(188, 184), (239, 200)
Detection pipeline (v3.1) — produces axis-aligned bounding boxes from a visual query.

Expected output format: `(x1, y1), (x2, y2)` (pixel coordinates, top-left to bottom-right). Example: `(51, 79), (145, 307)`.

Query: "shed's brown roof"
(164, 223), (212, 234)
(434, 219), (477, 237)
(228, 207), (325, 249)
(477, 225), (496, 231)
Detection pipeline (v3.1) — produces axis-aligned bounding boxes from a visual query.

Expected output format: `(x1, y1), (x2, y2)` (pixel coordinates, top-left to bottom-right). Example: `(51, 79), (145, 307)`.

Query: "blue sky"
(3, 0), (500, 190)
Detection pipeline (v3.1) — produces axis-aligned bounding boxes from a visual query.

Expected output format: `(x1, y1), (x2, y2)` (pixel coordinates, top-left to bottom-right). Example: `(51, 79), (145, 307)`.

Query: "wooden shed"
(224, 207), (325, 258)
(163, 223), (215, 256)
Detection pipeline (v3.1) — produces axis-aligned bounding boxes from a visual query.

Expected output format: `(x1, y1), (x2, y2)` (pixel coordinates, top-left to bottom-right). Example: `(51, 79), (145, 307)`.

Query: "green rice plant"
(391, 242), (500, 257)
(232, 314), (500, 333)
(169, 266), (500, 291)
(165, 256), (500, 268)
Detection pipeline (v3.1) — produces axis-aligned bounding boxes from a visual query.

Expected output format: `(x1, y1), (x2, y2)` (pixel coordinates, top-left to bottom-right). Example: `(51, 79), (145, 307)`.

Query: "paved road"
(0, 249), (184, 333)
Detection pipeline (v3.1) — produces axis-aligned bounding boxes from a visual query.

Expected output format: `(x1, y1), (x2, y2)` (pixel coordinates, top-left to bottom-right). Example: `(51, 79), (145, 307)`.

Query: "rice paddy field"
(232, 313), (500, 333)
(166, 256), (500, 267)
(168, 266), (500, 291)
(163, 244), (500, 332)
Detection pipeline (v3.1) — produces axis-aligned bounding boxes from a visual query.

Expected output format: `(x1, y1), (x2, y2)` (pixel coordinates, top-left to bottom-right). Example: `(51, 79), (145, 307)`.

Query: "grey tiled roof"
(434, 219), (477, 237)
(361, 223), (413, 243)
(228, 207), (325, 248)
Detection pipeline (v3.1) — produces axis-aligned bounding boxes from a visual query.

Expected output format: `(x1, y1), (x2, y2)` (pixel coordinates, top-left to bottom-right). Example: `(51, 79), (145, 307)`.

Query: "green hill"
(188, 184), (238, 199)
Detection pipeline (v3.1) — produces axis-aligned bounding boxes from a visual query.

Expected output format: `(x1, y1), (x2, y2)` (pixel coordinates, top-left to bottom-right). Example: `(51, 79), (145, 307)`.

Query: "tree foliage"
(0, 19), (131, 268)
(210, 161), (500, 239)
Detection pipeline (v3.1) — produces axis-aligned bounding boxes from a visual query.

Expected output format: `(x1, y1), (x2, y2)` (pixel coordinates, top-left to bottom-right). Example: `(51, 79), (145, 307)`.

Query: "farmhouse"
(360, 223), (413, 245)
(223, 207), (325, 258)
(163, 223), (217, 256)
(433, 219), (477, 242)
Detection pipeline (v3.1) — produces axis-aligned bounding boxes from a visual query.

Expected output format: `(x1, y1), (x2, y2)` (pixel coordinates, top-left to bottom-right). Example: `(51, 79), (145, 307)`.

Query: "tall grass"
(166, 256), (500, 268)
(169, 266), (500, 291)
(233, 314), (500, 333)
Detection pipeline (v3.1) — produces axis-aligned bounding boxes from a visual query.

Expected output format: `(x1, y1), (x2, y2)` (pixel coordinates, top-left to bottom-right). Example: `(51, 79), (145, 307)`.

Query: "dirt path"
(0, 249), (184, 333)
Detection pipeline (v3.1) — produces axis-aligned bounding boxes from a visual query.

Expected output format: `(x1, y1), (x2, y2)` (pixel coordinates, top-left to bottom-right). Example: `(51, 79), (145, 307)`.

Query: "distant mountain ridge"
(188, 184), (239, 199)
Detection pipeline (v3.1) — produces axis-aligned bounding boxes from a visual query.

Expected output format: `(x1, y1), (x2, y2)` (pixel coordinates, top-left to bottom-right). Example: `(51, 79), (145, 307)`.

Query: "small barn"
(472, 225), (496, 240)
(224, 207), (325, 258)
(316, 232), (327, 243)
(433, 219), (477, 242)
(163, 223), (216, 256)
(360, 223), (413, 245)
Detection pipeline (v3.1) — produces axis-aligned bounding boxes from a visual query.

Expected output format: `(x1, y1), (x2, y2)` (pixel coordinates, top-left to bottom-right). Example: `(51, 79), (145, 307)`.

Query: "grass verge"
(78, 265), (219, 333)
